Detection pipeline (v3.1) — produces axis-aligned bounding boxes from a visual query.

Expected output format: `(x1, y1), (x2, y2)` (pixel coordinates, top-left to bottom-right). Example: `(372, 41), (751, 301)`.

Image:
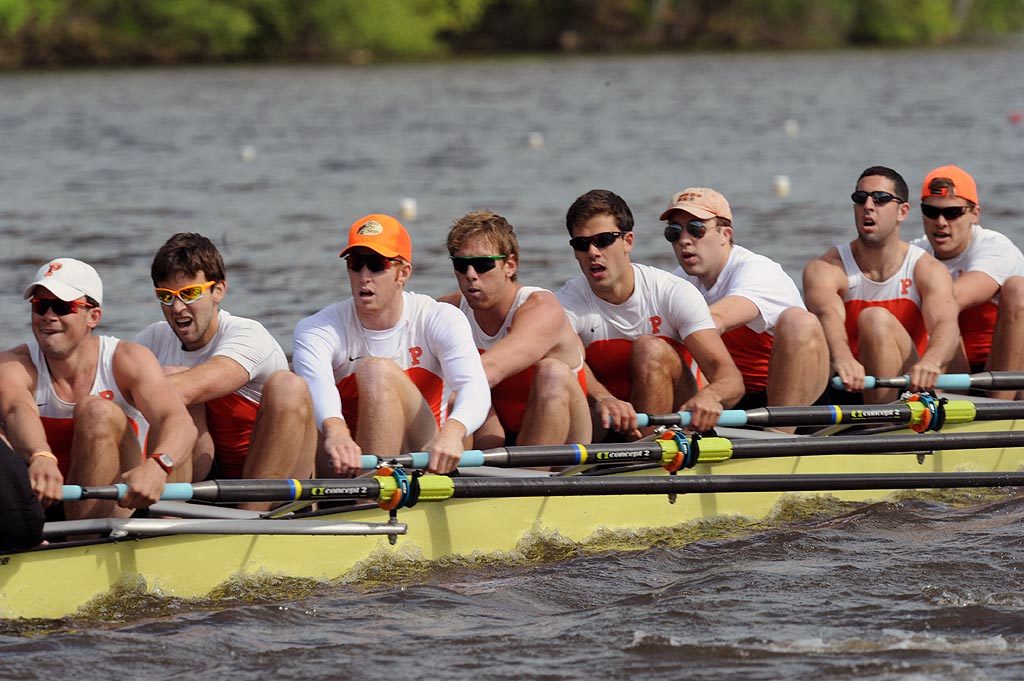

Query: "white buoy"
(773, 175), (792, 198)
(240, 145), (256, 161)
(399, 197), (418, 220)
(528, 131), (545, 149)
(783, 119), (800, 138)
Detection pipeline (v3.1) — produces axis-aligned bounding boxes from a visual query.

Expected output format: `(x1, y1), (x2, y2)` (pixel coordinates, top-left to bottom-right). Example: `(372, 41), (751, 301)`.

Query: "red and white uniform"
(838, 242), (928, 358)
(293, 291), (489, 436)
(556, 263), (715, 401)
(136, 310), (287, 478)
(672, 245), (805, 394)
(911, 225), (1024, 367)
(29, 335), (147, 477)
(460, 286), (586, 434)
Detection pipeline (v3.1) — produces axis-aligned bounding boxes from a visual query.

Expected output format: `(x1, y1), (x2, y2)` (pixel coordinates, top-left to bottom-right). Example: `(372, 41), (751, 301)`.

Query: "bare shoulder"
(112, 339), (162, 374)
(807, 245), (842, 269)
(437, 291), (462, 307)
(0, 345), (34, 384)
(914, 251), (954, 286)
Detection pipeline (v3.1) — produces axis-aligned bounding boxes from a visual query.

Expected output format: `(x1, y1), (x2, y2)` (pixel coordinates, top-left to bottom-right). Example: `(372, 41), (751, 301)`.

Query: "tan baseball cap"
(660, 187), (733, 222)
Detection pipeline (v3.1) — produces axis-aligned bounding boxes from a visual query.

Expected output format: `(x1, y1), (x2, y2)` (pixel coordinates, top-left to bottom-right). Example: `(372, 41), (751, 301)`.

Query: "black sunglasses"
(569, 231), (627, 252)
(30, 297), (95, 316)
(851, 190), (905, 206)
(345, 252), (402, 273)
(663, 220), (708, 242)
(920, 204), (971, 221)
(451, 255), (507, 274)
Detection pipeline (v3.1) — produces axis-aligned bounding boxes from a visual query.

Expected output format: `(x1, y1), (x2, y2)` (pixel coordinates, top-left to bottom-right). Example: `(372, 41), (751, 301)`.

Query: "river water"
(2, 48), (1024, 678)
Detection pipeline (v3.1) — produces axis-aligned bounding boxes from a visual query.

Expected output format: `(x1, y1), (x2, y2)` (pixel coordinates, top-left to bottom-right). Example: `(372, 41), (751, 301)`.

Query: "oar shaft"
(371, 442), (671, 470)
(448, 471), (1024, 498)
(832, 371), (1024, 391)
(727, 428), (1024, 458)
(64, 479), (385, 503)
(642, 400), (1024, 429)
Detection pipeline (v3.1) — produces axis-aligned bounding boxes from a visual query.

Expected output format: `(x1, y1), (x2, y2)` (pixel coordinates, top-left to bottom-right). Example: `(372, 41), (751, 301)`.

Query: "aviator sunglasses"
(851, 190), (905, 206)
(569, 231), (627, 252)
(920, 204), (971, 221)
(451, 255), (507, 274)
(663, 220), (708, 242)
(345, 252), (403, 273)
(154, 281), (216, 306)
(30, 297), (96, 316)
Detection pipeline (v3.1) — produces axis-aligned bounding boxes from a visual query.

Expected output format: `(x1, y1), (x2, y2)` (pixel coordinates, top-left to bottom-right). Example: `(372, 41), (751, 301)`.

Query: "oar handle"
(637, 410), (749, 428)
(830, 374), (973, 391)
(358, 450), (487, 470)
(62, 482), (197, 501)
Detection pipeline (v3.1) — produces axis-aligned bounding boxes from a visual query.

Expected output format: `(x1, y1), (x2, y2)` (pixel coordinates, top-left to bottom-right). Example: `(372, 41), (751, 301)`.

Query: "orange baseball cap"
(339, 214), (412, 262)
(920, 165), (979, 205)
(660, 187), (733, 222)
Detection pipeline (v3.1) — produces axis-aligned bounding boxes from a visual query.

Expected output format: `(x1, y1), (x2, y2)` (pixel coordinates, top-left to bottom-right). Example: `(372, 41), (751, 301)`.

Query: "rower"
(556, 189), (744, 439)
(909, 165), (1024, 400)
(137, 233), (315, 509)
(292, 214), (490, 476)
(803, 166), (960, 404)
(0, 258), (196, 520)
(661, 186), (828, 425)
(439, 210), (591, 448)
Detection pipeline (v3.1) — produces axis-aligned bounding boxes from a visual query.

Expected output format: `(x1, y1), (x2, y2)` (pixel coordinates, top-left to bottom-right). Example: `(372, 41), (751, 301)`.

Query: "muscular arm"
(480, 291), (563, 387)
(114, 342), (197, 508)
(951, 270), (1000, 311)
(166, 356), (250, 405)
(709, 295), (761, 335)
(914, 256), (960, 380)
(115, 342), (197, 467)
(804, 253), (863, 388)
(0, 349), (62, 506)
(683, 328), (744, 429)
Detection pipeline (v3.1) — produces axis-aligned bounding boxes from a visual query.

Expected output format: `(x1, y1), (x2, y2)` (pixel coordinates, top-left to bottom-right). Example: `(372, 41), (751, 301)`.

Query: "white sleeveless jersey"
(837, 241), (928, 357)
(293, 290), (489, 434)
(31, 335), (148, 472)
(460, 285), (547, 350)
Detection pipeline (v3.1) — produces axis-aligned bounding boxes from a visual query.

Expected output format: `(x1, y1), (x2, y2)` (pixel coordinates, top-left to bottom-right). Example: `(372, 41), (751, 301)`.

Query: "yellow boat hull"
(3, 420), (1023, 620)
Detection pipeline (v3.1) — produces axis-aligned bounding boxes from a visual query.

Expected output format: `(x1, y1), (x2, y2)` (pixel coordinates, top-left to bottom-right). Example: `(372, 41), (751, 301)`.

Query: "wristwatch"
(148, 452), (175, 475)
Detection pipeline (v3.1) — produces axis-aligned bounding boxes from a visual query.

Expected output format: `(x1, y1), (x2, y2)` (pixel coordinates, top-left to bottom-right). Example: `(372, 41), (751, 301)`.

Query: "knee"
(354, 357), (401, 391)
(264, 371), (311, 404)
(857, 306), (898, 337)
(532, 358), (574, 397)
(632, 334), (676, 368)
(775, 307), (824, 345)
(1000, 276), (1024, 312)
(73, 396), (126, 433)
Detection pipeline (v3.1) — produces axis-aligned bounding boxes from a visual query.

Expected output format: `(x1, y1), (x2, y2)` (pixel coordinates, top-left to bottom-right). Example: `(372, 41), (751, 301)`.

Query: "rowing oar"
(831, 371), (1024, 391)
(61, 428), (1024, 503)
(59, 471), (1024, 505)
(637, 399), (1024, 429)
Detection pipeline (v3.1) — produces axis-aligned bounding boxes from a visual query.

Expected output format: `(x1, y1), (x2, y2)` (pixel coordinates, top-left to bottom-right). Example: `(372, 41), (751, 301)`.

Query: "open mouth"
(588, 262), (607, 278)
(358, 287), (375, 299)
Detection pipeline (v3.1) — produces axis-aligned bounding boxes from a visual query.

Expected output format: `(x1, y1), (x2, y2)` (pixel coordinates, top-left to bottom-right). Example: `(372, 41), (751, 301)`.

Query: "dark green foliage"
(0, 0), (1022, 68)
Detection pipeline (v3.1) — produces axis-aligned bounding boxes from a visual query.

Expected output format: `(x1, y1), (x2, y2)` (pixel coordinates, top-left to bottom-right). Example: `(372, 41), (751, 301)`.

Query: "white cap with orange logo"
(22, 258), (104, 306)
